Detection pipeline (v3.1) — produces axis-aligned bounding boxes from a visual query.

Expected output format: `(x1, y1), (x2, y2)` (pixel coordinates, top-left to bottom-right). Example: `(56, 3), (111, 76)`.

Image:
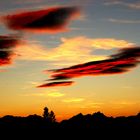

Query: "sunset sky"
(0, 0), (140, 121)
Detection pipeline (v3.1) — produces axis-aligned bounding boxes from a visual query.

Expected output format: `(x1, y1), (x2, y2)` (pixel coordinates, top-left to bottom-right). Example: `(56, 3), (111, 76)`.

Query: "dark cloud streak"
(0, 35), (20, 66)
(39, 47), (140, 88)
(37, 81), (74, 88)
(3, 6), (80, 33)
(49, 47), (140, 80)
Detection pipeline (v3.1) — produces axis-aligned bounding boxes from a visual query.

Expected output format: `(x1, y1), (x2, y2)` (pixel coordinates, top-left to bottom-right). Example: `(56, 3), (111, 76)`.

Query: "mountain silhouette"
(0, 107), (140, 139)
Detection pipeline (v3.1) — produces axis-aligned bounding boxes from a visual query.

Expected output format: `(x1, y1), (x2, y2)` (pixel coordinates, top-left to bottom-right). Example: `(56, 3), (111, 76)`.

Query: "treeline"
(0, 107), (140, 130)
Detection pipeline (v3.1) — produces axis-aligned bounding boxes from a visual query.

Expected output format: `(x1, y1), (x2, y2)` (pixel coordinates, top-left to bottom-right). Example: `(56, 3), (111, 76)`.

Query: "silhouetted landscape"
(0, 107), (140, 132)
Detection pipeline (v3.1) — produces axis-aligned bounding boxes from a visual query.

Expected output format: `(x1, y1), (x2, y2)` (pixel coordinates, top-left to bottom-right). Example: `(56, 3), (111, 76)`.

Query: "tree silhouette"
(43, 107), (49, 119)
(43, 107), (56, 122)
(49, 111), (56, 122)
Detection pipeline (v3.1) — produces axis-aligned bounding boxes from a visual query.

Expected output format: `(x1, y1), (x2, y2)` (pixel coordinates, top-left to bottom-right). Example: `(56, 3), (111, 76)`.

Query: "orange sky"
(0, 0), (140, 121)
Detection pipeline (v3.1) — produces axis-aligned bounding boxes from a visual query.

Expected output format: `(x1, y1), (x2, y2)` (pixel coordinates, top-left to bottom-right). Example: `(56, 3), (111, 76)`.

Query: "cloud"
(104, 1), (140, 9)
(59, 37), (133, 50)
(104, 1), (124, 6)
(0, 35), (21, 66)
(2, 6), (80, 33)
(47, 92), (65, 97)
(62, 98), (85, 103)
(117, 101), (136, 106)
(108, 18), (140, 24)
(126, 2), (140, 10)
(110, 100), (137, 106)
(38, 47), (140, 87)
(80, 101), (104, 109)
(16, 37), (133, 66)
(21, 90), (65, 98)
(37, 81), (74, 88)
(49, 47), (140, 80)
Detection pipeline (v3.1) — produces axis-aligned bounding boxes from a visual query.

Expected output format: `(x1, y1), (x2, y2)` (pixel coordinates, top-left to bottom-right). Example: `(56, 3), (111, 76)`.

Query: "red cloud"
(39, 47), (140, 88)
(37, 81), (74, 88)
(0, 51), (14, 66)
(3, 6), (80, 33)
(49, 47), (140, 80)
(0, 35), (20, 66)
(50, 58), (137, 80)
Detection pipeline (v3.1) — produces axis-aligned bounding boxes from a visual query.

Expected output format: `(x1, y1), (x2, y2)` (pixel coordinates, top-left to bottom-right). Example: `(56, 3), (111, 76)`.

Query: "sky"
(0, 0), (140, 121)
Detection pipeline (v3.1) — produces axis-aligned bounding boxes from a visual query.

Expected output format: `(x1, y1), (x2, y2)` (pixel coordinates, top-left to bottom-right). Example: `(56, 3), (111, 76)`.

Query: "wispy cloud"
(80, 102), (104, 109)
(16, 37), (133, 66)
(111, 100), (137, 106)
(104, 1), (124, 6)
(104, 1), (140, 10)
(21, 91), (65, 98)
(47, 92), (65, 97)
(21, 93), (48, 97)
(108, 18), (140, 24)
(62, 98), (85, 103)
